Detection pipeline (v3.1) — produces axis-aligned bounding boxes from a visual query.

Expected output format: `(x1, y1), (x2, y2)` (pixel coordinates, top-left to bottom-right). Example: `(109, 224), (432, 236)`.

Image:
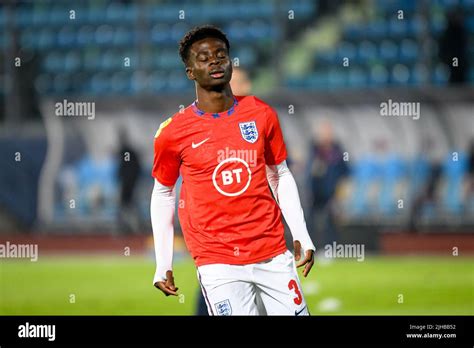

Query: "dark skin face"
(184, 37), (234, 113)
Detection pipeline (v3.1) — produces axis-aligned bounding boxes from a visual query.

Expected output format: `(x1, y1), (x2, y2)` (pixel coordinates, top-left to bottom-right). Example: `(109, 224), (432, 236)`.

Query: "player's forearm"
(150, 179), (176, 284)
(266, 161), (315, 252)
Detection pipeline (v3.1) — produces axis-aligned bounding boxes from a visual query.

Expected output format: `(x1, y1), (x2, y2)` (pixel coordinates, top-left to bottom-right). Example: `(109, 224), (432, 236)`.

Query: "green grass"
(1, 255), (473, 315)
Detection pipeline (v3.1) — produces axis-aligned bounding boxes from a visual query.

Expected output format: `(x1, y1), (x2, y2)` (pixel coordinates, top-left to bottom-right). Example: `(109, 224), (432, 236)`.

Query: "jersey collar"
(191, 97), (239, 119)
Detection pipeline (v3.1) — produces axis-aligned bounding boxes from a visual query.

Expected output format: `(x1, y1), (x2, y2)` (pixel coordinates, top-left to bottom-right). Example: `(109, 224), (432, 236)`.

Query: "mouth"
(209, 69), (225, 79)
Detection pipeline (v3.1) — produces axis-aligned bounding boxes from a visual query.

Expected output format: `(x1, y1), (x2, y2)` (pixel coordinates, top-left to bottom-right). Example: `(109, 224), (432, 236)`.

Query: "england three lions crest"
(239, 121), (258, 143)
(215, 299), (232, 316)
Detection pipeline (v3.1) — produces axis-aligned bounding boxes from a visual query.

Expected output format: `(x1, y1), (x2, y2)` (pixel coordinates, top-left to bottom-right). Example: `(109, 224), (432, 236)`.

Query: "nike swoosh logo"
(192, 138), (210, 149)
(295, 306), (307, 316)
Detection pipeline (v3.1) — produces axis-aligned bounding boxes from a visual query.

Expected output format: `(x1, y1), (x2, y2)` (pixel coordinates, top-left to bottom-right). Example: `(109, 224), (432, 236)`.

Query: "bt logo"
(212, 157), (251, 197)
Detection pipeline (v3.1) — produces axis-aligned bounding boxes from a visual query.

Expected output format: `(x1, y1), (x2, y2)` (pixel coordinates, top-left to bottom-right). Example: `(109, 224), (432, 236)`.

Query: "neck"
(195, 84), (234, 113)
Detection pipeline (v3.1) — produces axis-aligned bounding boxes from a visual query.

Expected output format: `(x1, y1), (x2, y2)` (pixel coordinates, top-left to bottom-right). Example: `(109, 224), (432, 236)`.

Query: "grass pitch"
(1, 255), (472, 315)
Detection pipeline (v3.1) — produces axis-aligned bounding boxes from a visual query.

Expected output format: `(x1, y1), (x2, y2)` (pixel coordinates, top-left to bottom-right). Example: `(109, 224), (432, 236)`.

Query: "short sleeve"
(151, 118), (181, 186)
(264, 107), (287, 165)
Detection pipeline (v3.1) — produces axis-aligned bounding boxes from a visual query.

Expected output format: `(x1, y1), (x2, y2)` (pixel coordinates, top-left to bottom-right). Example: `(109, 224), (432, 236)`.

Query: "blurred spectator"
(117, 128), (142, 234)
(306, 120), (349, 247)
(230, 67), (252, 96)
(409, 137), (442, 231)
(439, 9), (469, 84)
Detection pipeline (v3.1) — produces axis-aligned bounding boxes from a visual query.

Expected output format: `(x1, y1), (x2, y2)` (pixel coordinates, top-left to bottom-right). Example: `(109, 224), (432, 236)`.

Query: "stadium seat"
(379, 155), (406, 215)
(57, 26), (76, 47)
(442, 152), (468, 214)
(399, 39), (419, 63)
(349, 157), (380, 216)
(391, 64), (411, 85)
(379, 40), (398, 62)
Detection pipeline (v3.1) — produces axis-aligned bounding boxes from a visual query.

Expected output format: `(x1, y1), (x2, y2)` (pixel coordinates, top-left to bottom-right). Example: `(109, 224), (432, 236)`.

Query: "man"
(307, 120), (349, 246)
(151, 25), (315, 315)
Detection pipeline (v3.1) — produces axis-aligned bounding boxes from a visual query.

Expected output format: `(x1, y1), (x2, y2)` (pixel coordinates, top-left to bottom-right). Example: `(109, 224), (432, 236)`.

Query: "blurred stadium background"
(0, 0), (473, 315)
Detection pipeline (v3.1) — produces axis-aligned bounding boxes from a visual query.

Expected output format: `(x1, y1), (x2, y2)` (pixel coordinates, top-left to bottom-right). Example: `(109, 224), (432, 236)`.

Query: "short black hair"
(179, 25), (230, 65)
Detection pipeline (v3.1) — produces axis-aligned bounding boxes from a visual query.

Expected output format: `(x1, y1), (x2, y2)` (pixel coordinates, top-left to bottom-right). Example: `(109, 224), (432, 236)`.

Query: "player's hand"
(293, 240), (315, 278)
(154, 270), (179, 296)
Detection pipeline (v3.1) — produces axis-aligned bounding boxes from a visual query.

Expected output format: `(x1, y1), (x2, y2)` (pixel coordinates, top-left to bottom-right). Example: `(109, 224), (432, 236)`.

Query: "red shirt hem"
(194, 245), (289, 267)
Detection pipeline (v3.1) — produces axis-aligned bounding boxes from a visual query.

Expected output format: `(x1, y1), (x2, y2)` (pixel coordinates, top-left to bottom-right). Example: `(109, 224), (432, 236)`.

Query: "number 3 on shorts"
(288, 279), (303, 305)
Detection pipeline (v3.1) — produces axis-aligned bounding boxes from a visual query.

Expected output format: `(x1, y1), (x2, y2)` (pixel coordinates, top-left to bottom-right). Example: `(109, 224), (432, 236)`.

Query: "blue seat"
(57, 26), (76, 47)
(366, 21), (388, 39)
(113, 27), (134, 46)
(432, 64), (449, 85)
(158, 49), (181, 69)
(100, 49), (121, 71)
(388, 19), (408, 38)
(234, 46), (257, 66)
(347, 67), (368, 87)
(337, 41), (357, 61)
(149, 71), (168, 93)
(390, 64), (411, 85)
(16, 8), (33, 27)
(306, 74), (324, 90)
(410, 64), (429, 85)
(170, 23), (191, 43)
(43, 51), (65, 72)
(64, 51), (81, 72)
(350, 156), (381, 216)
(90, 72), (111, 95)
(105, 3), (126, 23)
(379, 40), (398, 62)
(77, 25), (95, 46)
(379, 155), (406, 214)
(95, 25), (114, 45)
(407, 18), (425, 37)
(442, 152), (467, 214)
(75, 155), (118, 217)
(86, 6), (105, 24)
(357, 40), (377, 63)
(399, 39), (419, 63)
(83, 49), (101, 71)
(327, 68), (347, 89)
(20, 29), (35, 49)
(110, 72), (131, 94)
(167, 70), (189, 92)
(151, 24), (171, 44)
(315, 50), (338, 66)
(227, 21), (248, 41)
(49, 6), (69, 25)
(248, 20), (272, 39)
(369, 64), (389, 86)
(343, 24), (364, 41)
(52, 73), (71, 94)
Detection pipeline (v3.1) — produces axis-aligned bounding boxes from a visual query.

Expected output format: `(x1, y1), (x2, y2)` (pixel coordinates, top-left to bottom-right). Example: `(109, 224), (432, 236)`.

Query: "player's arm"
(150, 116), (180, 296)
(266, 161), (315, 277)
(151, 179), (178, 296)
(263, 105), (315, 277)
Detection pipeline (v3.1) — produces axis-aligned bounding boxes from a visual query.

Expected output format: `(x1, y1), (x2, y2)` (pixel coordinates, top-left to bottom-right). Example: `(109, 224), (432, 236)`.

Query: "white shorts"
(197, 250), (309, 316)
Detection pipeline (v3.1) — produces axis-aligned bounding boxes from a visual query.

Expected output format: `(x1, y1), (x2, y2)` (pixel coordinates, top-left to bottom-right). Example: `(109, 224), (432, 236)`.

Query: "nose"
(209, 56), (219, 66)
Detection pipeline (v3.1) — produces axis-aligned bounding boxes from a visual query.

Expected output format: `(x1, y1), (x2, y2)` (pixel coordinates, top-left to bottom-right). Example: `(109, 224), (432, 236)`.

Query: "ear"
(185, 66), (195, 81)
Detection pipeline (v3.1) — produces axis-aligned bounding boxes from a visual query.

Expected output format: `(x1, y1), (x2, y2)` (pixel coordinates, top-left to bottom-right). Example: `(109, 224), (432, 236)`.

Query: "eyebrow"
(195, 46), (227, 55)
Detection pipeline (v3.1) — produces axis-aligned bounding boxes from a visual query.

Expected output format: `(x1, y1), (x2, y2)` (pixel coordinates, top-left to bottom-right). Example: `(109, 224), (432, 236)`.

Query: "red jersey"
(152, 95), (288, 266)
